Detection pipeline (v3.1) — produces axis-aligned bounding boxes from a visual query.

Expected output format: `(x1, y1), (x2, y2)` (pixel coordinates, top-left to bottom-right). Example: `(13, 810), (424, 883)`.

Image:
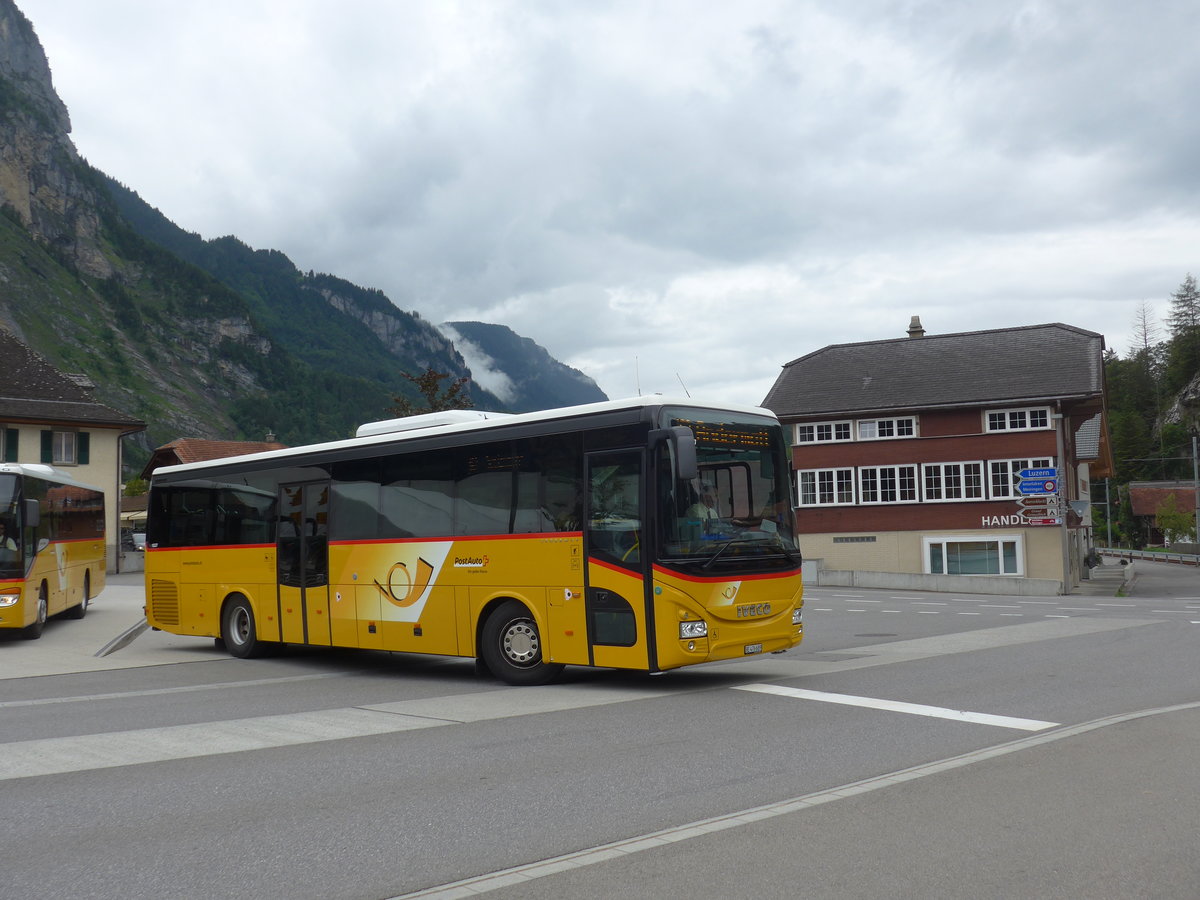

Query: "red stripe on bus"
(651, 564), (802, 584)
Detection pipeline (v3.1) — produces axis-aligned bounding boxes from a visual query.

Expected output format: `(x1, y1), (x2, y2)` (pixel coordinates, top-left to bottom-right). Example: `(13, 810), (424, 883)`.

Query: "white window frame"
(857, 416), (916, 441)
(858, 464), (919, 504)
(985, 406), (1051, 433)
(988, 457), (1054, 499)
(923, 534), (1024, 576)
(794, 420), (853, 444)
(52, 430), (77, 465)
(797, 468), (856, 507)
(922, 461), (985, 502)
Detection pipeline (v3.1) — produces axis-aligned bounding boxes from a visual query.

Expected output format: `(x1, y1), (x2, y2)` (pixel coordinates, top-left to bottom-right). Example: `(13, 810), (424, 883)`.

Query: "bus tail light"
(679, 620), (708, 639)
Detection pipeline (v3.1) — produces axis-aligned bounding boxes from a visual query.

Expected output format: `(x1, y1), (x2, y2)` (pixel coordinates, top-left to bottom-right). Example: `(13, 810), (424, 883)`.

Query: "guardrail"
(1097, 547), (1200, 567)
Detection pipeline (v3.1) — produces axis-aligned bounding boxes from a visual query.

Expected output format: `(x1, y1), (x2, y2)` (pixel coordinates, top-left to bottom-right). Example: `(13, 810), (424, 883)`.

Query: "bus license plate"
(744, 643), (763, 655)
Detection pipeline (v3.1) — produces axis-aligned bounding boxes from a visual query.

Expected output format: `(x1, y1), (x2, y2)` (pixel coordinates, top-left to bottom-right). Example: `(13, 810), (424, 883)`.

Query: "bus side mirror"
(23, 498), (40, 529)
(651, 426), (698, 481)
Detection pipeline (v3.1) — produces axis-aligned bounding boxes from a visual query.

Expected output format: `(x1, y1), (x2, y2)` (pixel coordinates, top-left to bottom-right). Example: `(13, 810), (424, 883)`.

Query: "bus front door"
(584, 450), (653, 671)
(277, 482), (332, 646)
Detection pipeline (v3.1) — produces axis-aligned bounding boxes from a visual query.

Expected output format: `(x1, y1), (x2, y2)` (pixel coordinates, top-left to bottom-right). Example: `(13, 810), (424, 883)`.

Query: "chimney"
(906, 315), (925, 338)
(265, 430), (276, 442)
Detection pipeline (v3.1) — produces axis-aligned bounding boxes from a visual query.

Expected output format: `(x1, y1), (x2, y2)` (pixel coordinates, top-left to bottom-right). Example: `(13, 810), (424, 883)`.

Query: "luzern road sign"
(1019, 467), (1058, 479)
(1017, 478), (1058, 495)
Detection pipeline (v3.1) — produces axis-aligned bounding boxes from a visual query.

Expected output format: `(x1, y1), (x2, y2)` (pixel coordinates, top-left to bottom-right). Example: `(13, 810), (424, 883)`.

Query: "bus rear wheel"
(67, 572), (90, 620)
(222, 596), (268, 659)
(480, 600), (564, 686)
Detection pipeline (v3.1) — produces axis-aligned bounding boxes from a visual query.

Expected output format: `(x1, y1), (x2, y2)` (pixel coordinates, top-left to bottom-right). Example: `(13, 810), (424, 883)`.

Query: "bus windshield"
(0, 474), (24, 577)
(656, 409), (800, 570)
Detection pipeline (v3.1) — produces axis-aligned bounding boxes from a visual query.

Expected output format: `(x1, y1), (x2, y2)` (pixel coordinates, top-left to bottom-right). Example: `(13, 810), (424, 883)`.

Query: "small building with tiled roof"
(762, 319), (1112, 594)
(141, 437), (287, 480)
(0, 328), (145, 571)
(1125, 481), (1197, 546)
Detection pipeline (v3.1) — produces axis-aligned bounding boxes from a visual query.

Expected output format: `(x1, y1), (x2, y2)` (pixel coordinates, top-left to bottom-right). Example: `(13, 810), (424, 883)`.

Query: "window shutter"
(78, 432), (90, 465)
(40, 430), (53, 463)
(2, 429), (16, 462)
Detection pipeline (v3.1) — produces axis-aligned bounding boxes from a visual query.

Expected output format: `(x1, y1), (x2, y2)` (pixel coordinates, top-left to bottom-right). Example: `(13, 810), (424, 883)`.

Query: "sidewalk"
(1072, 558), (1131, 596)
(0, 572), (221, 680)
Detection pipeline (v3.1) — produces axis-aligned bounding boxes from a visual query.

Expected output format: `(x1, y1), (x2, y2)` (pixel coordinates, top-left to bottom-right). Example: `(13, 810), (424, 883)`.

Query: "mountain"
(0, 0), (602, 472)
(440, 321), (606, 412)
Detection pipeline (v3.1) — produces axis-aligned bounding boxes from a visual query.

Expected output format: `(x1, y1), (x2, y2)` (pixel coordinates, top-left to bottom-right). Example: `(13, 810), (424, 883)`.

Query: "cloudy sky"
(19, 0), (1200, 406)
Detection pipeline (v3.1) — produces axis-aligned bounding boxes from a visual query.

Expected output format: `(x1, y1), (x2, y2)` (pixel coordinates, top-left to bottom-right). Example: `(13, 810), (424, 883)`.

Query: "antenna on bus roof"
(635, 356), (642, 396)
(676, 373), (691, 397)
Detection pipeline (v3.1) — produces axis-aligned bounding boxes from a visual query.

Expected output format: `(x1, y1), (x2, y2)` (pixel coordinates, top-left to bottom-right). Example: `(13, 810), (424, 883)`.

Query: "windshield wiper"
(701, 536), (752, 570)
(700, 534), (801, 570)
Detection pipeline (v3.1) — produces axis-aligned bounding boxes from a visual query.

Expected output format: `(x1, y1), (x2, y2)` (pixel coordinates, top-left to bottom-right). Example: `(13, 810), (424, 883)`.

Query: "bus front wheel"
(480, 600), (564, 686)
(22, 585), (48, 640)
(222, 596), (268, 659)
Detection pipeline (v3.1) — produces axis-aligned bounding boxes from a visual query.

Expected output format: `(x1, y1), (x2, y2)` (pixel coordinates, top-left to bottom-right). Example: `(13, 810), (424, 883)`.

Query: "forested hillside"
(1104, 274), (1200, 544)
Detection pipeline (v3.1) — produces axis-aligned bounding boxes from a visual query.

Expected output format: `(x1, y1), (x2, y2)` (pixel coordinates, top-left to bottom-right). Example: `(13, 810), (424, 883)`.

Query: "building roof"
(1127, 482), (1197, 517)
(762, 322), (1106, 418)
(0, 329), (144, 430)
(141, 438), (288, 479)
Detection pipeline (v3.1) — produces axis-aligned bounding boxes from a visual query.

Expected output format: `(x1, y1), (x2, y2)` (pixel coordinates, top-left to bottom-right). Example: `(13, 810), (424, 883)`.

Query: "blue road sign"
(1018, 467), (1058, 479)
(1017, 478), (1058, 495)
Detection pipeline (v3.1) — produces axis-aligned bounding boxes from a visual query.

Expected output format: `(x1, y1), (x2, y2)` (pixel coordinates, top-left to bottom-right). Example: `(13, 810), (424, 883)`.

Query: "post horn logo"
(374, 557), (435, 608)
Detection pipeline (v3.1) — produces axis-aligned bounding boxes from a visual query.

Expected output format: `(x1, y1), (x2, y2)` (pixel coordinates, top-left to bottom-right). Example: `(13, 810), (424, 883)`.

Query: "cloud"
(437, 324), (516, 404)
(20, 0), (1200, 408)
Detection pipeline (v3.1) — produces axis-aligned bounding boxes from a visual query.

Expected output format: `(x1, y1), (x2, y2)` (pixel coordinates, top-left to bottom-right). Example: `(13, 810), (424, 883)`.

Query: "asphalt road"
(1, 560), (1197, 900)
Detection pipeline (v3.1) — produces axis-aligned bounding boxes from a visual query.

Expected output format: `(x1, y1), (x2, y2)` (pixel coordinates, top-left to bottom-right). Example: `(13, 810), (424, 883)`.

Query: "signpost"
(1015, 467), (1062, 525)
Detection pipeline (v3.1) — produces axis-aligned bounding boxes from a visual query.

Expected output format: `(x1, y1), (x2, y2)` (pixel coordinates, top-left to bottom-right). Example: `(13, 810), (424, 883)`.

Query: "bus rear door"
(277, 482), (332, 646)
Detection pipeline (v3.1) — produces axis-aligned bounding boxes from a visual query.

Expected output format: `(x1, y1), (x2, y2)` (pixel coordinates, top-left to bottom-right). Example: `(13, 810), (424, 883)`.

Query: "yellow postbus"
(0, 463), (106, 638)
(144, 397), (803, 684)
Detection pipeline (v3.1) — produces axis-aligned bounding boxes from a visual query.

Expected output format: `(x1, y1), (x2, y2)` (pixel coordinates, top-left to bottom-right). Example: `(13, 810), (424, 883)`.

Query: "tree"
(123, 477), (148, 496)
(1155, 492), (1196, 545)
(387, 367), (472, 417)
(1129, 299), (1161, 356)
(1164, 274), (1200, 393)
(1165, 273), (1200, 335)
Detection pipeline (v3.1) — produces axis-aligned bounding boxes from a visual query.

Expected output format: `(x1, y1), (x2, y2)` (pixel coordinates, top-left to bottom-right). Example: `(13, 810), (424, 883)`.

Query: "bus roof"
(151, 395), (777, 479)
(0, 463), (105, 493)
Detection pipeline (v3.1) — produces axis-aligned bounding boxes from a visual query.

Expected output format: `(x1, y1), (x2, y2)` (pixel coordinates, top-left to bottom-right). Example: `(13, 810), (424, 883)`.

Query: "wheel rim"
(231, 607), (251, 645)
(37, 593), (47, 625)
(500, 617), (540, 668)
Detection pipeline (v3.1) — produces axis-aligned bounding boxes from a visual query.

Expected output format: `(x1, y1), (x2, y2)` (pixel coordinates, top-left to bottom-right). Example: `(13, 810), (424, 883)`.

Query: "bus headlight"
(0, 593), (19, 608)
(792, 608), (803, 625)
(679, 620), (708, 639)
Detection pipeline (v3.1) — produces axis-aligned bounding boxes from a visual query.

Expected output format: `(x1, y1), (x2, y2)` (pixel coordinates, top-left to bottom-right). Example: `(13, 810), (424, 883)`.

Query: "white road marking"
(0, 672), (344, 709)
(0, 618), (1161, 782)
(733, 684), (1058, 731)
(0, 684), (673, 782)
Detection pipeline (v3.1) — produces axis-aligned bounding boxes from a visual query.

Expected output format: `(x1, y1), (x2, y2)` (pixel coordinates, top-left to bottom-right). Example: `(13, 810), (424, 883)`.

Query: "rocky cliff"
(0, 2), (109, 277)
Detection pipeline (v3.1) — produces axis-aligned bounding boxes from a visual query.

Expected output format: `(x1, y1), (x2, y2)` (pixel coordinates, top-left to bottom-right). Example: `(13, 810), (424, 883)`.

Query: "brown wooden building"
(762, 320), (1113, 593)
